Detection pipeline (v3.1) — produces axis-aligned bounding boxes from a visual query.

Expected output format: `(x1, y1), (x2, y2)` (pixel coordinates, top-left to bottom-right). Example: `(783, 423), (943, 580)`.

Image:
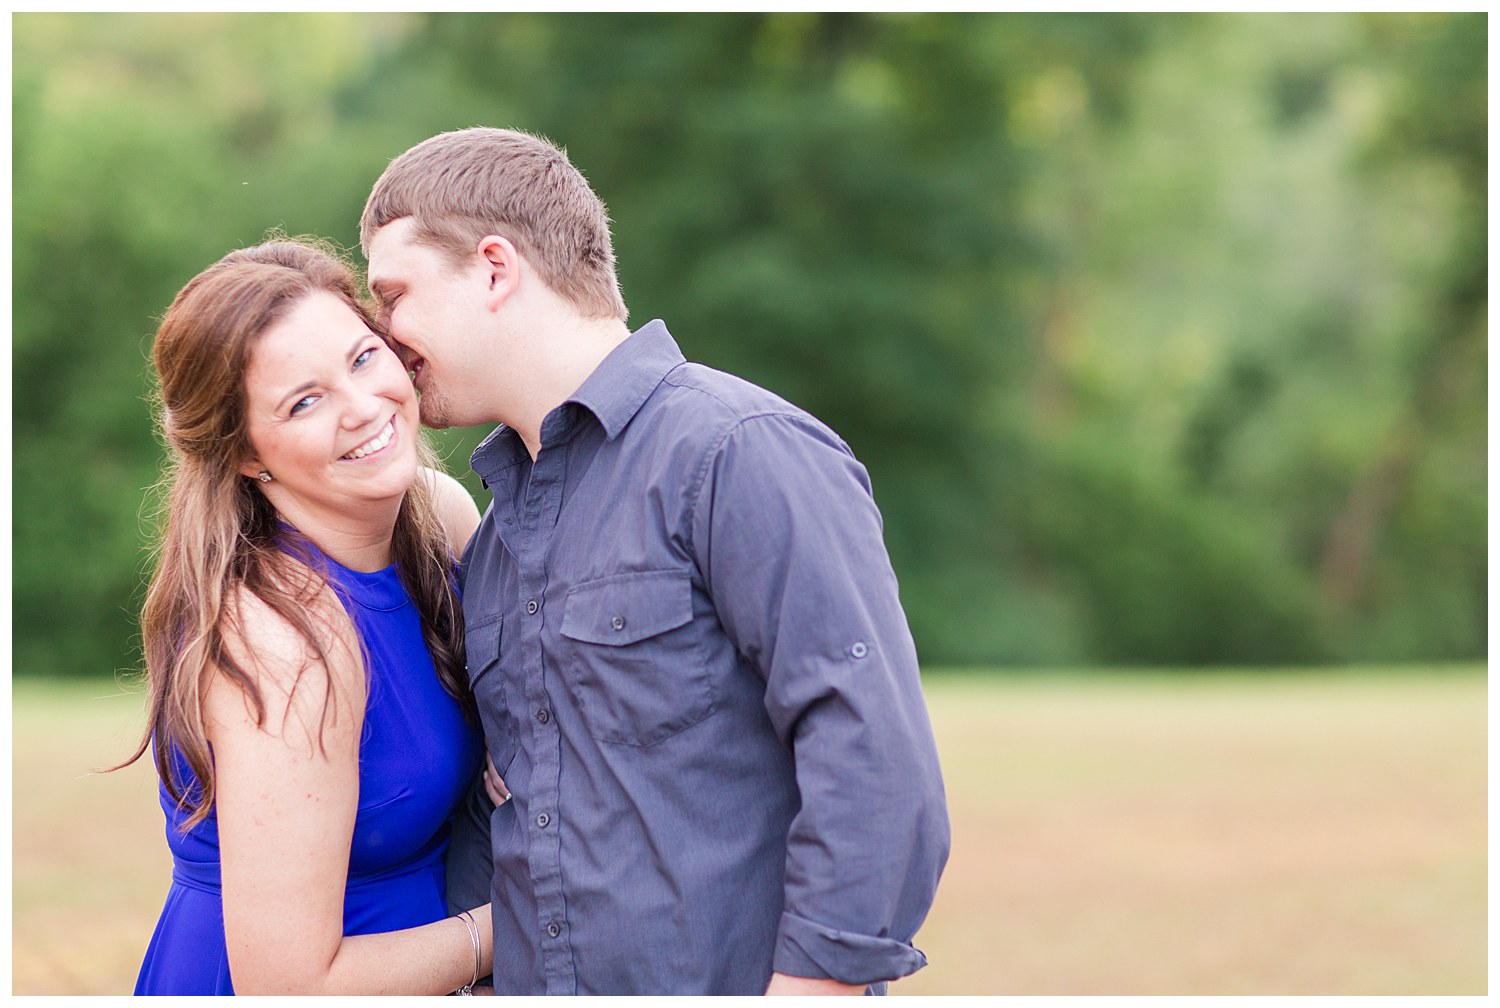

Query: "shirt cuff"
(772, 910), (928, 986)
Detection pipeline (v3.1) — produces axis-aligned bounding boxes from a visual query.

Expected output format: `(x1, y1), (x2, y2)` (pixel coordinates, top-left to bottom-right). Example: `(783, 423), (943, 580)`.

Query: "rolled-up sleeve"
(688, 412), (951, 986)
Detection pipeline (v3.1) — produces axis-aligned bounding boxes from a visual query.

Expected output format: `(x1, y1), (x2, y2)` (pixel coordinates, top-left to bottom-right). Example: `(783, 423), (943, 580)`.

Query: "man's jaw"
(417, 390), (452, 430)
(391, 345), (458, 429)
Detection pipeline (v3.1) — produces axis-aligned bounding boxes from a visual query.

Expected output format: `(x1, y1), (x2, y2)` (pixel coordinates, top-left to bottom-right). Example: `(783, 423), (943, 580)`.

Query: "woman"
(123, 237), (492, 995)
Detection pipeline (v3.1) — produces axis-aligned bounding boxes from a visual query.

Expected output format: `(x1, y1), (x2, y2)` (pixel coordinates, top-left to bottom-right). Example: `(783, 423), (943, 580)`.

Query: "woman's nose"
(344, 384), (386, 428)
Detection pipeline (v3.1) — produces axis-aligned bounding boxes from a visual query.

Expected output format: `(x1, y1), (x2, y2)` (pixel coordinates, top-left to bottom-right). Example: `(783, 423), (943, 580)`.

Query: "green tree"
(11, 13), (1485, 679)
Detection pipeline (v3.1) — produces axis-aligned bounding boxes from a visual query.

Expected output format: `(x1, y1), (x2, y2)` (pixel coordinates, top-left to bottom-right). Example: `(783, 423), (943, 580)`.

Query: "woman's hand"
(483, 752), (510, 807)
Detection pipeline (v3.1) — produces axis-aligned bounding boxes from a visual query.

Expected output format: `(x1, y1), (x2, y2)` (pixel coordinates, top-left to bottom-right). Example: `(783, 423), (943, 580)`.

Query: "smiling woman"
(113, 236), (493, 995)
(237, 290), (421, 562)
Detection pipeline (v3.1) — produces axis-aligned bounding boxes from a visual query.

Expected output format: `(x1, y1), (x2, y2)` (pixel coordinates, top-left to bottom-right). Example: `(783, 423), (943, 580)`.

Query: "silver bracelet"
(456, 909), (480, 995)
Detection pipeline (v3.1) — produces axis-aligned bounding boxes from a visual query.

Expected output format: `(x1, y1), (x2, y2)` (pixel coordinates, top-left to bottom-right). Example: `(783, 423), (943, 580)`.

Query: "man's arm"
(444, 771), (496, 916)
(689, 412), (951, 991)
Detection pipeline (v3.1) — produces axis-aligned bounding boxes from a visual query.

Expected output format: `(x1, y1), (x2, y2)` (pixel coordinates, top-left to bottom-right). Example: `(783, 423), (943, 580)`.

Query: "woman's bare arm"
(205, 584), (491, 995)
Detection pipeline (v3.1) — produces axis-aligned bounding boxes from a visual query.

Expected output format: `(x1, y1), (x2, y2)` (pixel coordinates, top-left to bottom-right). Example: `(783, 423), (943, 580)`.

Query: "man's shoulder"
(653, 360), (816, 434)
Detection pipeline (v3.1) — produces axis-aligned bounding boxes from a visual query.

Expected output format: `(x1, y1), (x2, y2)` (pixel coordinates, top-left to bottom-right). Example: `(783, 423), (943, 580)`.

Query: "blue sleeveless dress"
(134, 541), (482, 995)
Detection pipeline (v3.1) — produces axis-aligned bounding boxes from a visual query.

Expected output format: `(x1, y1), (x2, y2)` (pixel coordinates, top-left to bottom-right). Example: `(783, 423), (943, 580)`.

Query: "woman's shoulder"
(419, 466), (481, 554)
(204, 571), (365, 744)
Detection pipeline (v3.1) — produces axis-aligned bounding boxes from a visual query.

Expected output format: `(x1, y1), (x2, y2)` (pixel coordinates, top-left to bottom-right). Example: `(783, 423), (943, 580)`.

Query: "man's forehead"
(366, 260), (404, 301)
(366, 217), (419, 277)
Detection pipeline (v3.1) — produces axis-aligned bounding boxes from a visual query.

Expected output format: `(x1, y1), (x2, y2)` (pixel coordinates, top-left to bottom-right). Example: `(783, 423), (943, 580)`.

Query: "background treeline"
(12, 12), (1485, 679)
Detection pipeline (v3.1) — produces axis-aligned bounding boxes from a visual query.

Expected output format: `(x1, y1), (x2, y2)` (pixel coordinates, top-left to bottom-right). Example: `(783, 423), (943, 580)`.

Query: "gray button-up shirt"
(451, 320), (949, 995)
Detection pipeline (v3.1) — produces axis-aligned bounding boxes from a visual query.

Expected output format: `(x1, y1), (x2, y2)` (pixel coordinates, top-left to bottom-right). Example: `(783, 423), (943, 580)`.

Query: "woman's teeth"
(343, 419), (395, 460)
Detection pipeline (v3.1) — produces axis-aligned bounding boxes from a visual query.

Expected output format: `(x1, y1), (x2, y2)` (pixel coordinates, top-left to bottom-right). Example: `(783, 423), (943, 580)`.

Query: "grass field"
(11, 666), (1487, 995)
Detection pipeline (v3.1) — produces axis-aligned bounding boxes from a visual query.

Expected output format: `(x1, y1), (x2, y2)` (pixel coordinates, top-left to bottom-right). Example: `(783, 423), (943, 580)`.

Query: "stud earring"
(257, 471), (272, 483)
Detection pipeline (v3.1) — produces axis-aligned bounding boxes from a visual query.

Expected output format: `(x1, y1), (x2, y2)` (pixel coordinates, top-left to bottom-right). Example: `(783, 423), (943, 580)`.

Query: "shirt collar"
(564, 319), (684, 441)
(470, 421), (528, 485)
(469, 319), (684, 482)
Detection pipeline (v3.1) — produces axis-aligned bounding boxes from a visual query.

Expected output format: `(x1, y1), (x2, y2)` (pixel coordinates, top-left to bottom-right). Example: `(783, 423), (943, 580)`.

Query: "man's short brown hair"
(360, 127), (627, 321)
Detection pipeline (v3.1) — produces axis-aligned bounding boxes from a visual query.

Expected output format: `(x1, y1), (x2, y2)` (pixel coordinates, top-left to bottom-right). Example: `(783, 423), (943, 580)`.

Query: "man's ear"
(477, 235), (521, 310)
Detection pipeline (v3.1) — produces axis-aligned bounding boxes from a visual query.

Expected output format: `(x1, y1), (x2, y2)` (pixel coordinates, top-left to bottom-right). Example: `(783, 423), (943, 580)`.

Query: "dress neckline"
(278, 524), (407, 613)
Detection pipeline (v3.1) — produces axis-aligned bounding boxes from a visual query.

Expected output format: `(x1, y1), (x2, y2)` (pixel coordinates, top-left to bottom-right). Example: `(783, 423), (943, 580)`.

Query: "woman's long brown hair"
(118, 237), (471, 827)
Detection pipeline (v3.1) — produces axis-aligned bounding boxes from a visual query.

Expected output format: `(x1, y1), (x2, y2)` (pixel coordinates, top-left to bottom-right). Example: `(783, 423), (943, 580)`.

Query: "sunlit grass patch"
(895, 666), (1485, 995)
(12, 667), (1486, 995)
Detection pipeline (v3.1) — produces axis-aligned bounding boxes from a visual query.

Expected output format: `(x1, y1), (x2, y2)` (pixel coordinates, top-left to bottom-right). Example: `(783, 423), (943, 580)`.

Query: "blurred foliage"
(12, 12), (1486, 677)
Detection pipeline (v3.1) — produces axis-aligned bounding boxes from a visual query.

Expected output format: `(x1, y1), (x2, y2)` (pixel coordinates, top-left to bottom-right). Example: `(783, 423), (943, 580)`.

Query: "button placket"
(483, 431), (579, 994)
(516, 452), (574, 992)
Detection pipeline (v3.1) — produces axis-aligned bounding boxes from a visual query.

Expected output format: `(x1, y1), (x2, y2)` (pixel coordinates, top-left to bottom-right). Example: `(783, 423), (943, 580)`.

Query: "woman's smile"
(342, 416), (397, 461)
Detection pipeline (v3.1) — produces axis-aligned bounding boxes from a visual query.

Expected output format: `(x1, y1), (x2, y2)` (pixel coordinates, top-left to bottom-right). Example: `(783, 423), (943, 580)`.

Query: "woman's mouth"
(342, 417), (396, 460)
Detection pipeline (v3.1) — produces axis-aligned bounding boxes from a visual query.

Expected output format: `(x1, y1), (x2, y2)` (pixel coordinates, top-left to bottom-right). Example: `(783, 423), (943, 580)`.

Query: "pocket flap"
(465, 613), (502, 677)
(561, 571), (692, 646)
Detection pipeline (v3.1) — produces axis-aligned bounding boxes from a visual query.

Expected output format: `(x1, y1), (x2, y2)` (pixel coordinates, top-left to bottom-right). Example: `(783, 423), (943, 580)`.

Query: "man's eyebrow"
(368, 276), (398, 301)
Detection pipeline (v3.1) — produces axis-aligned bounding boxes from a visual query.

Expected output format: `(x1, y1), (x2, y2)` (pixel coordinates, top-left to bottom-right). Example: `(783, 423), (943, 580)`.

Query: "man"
(360, 127), (949, 996)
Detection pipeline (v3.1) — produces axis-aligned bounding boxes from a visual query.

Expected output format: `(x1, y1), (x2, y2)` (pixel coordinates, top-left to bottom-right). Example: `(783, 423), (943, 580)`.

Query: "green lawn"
(11, 667), (1487, 995)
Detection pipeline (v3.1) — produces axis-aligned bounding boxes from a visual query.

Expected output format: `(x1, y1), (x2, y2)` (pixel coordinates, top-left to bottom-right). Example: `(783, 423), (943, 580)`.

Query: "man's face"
(366, 217), (489, 430)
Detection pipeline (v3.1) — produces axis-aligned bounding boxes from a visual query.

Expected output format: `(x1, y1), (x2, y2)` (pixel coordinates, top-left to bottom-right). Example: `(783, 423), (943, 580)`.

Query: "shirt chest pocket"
(558, 570), (715, 747)
(465, 612), (517, 774)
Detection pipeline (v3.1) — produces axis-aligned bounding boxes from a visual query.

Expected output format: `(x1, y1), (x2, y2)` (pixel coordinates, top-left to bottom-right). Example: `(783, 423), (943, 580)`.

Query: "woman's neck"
(273, 499), (401, 572)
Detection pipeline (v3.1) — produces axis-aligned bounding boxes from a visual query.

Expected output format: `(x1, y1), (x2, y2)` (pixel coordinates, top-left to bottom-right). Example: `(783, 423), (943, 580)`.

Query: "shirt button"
(526, 599), (539, 615)
(546, 922), (561, 939)
(536, 812), (551, 828)
(850, 641), (869, 659)
(610, 615), (626, 631)
(536, 708), (550, 724)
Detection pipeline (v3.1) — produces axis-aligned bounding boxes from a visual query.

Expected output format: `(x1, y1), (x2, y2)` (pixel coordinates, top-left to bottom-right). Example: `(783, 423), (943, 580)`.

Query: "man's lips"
(390, 341), (422, 375)
(402, 350), (427, 388)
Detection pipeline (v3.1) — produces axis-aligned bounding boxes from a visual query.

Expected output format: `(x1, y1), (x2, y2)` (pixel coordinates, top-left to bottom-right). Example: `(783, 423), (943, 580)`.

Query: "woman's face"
(239, 291), (420, 526)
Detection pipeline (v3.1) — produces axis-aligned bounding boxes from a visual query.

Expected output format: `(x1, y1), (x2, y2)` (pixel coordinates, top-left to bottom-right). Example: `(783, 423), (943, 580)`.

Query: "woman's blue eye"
(354, 347), (376, 369)
(290, 395), (317, 416)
